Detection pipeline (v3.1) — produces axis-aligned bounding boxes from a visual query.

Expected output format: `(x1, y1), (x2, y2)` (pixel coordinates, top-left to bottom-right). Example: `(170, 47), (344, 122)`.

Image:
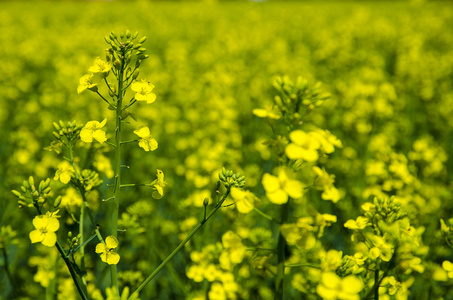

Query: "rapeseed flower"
(95, 236), (120, 265)
(80, 119), (107, 144)
(252, 105), (281, 119)
(77, 73), (102, 94)
(134, 126), (158, 151)
(88, 58), (111, 77)
(54, 161), (74, 184)
(285, 130), (320, 161)
(316, 272), (363, 300)
(262, 168), (304, 204)
(230, 187), (255, 213)
(151, 169), (166, 199)
(29, 211), (60, 247)
(131, 80), (156, 104)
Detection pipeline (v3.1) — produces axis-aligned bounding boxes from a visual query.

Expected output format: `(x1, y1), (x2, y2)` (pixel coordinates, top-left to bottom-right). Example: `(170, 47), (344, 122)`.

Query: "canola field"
(1, 1), (453, 299)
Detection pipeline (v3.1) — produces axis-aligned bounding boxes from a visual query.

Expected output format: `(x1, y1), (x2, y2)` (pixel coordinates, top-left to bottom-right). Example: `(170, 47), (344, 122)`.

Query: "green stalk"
(79, 196), (86, 285)
(1, 247), (16, 296)
(111, 50), (126, 295)
(55, 241), (89, 300)
(275, 200), (291, 300)
(129, 189), (231, 299)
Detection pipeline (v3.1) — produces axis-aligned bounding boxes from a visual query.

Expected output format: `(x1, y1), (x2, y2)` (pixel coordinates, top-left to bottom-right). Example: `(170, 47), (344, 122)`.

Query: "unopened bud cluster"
(364, 196), (407, 226)
(218, 168), (246, 188)
(273, 76), (331, 128)
(80, 169), (103, 191)
(104, 30), (148, 79)
(11, 176), (57, 208)
(67, 231), (82, 250)
(52, 120), (83, 148)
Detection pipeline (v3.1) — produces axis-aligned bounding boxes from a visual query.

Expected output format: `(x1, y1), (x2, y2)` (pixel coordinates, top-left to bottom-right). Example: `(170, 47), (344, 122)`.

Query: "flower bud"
(132, 31), (139, 39)
(203, 197), (209, 207)
(28, 176), (35, 186)
(126, 30), (131, 39)
(53, 122), (60, 130)
(11, 190), (22, 198)
(68, 231), (73, 238)
(23, 180), (30, 189)
(54, 195), (62, 208)
(139, 36), (147, 44)
(132, 69), (140, 80)
(133, 43), (142, 50)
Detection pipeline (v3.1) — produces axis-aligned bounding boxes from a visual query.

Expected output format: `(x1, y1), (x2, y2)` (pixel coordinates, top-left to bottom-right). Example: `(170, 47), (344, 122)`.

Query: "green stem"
(55, 241), (89, 300)
(79, 200), (86, 285)
(110, 48), (126, 296)
(129, 189), (231, 299)
(120, 183), (149, 188)
(120, 139), (139, 145)
(253, 207), (280, 224)
(1, 247), (16, 293)
(275, 200), (291, 300)
(375, 269), (379, 300)
(284, 263), (320, 268)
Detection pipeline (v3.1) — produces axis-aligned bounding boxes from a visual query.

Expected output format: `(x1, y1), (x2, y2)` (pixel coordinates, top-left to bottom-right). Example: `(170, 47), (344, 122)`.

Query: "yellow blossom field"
(1, 1), (453, 299)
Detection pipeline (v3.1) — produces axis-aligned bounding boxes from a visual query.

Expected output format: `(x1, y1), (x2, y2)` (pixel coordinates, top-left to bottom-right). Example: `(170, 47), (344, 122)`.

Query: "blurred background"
(0, 0), (452, 299)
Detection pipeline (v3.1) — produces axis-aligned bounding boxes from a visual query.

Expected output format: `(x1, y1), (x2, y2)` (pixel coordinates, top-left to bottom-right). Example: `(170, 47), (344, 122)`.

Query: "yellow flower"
(134, 126), (158, 151)
(222, 231), (247, 264)
(344, 216), (369, 230)
(80, 119), (107, 144)
(54, 161), (75, 184)
(368, 235), (394, 262)
(285, 130), (320, 161)
(280, 218), (316, 250)
(230, 187), (256, 214)
(77, 73), (102, 94)
(252, 105), (281, 119)
(151, 169), (166, 199)
(88, 58), (111, 77)
(95, 236), (120, 265)
(442, 261), (453, 278)
(131, 79), (156, 104)
(316, 272), (363, 300)
(29, 211), (60, 247)
(61, 187), (82, 213)
(313, 166), (341, 203)
(262, 168), (304, 204)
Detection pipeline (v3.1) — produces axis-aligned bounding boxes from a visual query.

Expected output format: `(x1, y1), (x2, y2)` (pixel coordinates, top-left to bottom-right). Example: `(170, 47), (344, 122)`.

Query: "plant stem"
(55, 240), (88, 300)
(253, 207), (280, 224)
(79, 195), (86, 285)
(110, 49), (126, 296)
(374, 269), (379, 300)
(275, 200), (291, 300)
(129, 188), (231, 299)
(1, 247), (16, 293)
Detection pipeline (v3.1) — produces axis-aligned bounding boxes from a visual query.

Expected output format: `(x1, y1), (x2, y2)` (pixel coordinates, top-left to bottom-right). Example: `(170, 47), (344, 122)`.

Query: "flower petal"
(29, 230), (44, 243)
(262, 173), (280, 193)
(105, 236), (118, 249)
(107, 252), (120, 265)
